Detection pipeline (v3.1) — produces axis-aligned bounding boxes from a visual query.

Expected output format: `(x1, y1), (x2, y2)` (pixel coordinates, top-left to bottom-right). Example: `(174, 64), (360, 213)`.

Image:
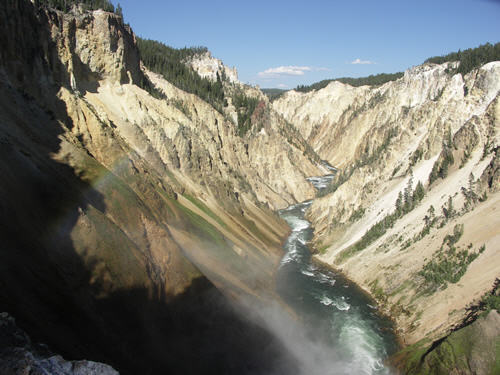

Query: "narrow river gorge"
(2, 3), (497, 373)
(275, 169), (399, 374)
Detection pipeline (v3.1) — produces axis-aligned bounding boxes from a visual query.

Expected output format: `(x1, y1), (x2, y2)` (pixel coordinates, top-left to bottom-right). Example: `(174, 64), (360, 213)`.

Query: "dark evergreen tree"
(403, 170), (414, 211)
(136, 38), (225, 112)
(425, 42), (500, 75)
(38, 0), (116, 12)
(428, 205), (435, 219)
(395, 191), (403, 216)
(443, 196), (454, 219)
(413, 181), (425, 203)
(295, 72), (404, 93)
(115, 2), (123, 17)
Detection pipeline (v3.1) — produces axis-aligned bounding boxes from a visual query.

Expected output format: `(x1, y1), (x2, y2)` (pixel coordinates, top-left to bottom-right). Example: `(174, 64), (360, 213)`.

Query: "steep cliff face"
(0, 1), (319, 373)
(274, 61), (500, 350)
(185, 50), (239, 83)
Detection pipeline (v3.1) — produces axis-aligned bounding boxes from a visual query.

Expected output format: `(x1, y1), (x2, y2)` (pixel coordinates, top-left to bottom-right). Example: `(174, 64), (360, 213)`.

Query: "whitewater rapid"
(275, 170), (397, 375)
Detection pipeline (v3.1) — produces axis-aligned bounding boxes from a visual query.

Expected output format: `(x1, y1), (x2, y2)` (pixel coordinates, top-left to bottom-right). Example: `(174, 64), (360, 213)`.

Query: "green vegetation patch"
(232, 92), (260, 136)
(183, 194), (228, 230)
(396, 308), (500, 375)
(279, 120), (321, 163)
(369, 279), (387, 304)
(425, 41), (500, 76)
(261, 88), (287, 101)
(174, 199), (227, 249)
(319, 127), (398, 197)
(295, 72), (404, 93)
(392, 339), (431, 374)
(418, 224), (485, 294)
(429, 134), (455, 186)
(348, 207), (365, 222)
(471, 278), (500, 319)
(39, 0), (116, 13)
(137, 38), (225, 112)
(336, 171), (426, 263)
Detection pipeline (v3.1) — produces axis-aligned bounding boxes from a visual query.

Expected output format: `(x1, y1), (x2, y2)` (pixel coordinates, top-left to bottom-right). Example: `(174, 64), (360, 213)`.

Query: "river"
(275, 166), (399, 374)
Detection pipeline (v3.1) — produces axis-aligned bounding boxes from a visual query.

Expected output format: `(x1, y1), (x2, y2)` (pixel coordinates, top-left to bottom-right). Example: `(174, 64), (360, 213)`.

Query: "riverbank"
(304, 161), (500, 374)
(276, 172), (399, 374)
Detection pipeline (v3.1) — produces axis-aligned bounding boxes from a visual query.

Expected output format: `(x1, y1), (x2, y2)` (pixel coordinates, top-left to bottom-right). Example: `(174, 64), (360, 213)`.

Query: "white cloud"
(258, 65), (330, 78)
(351, 58), (375, 65)
(277, 83), (288, 88)
(258, 66), (312, 77)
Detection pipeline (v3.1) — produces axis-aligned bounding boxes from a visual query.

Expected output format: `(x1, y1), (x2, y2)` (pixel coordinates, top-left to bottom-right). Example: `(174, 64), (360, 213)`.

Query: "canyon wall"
(0, 1), (320, 373)
(274, 60), (500, 367)
(2, 1), (498, 373)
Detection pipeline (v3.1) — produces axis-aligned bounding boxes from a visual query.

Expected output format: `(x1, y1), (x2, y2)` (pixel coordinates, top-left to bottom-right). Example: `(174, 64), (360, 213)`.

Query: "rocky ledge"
(0, 312), (119, 375)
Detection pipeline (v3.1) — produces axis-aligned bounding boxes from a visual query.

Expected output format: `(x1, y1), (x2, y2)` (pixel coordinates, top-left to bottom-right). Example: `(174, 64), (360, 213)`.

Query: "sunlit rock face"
(3, 0), (498, 373)
(0, 1), (321, 373)
(184, 50), (239, 83)
(274, 61), (500, 345)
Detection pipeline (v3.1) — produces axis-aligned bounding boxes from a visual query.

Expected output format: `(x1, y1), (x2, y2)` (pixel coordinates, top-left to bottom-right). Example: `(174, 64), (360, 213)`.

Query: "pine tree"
(423, 205), (435, 230)
(403, 170), (414, 212)
(115, 3), (123, 17)
(395, 191), (403, 216)
(446, 127), (453, 149)
(443, 196), (454, 219)
(428, 205), (435, 220)
(413, 181), (425, 203)
(423, 214), (430, 227)
(468, 173), (475, 197)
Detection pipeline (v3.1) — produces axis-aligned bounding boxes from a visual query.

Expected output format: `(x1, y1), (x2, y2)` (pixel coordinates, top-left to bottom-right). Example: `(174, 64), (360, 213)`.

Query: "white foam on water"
(280, 237), (301, 265)
(301, 269), (315, 277)
(315, 272), (336, 286)
(338, 316), (389, 375)
(280, 253), (292, 265)
(307, 264), (317, 271)
(319, 295), (351, 311)
(282, 214), (310, 232)
(280, 252), (300, 266)
(307, 174), (336, 190)
(320, 296), (334, 306)
(278, 174), (393, 374)
(292, 219), (310, 232)
(282, 202), (306, 212)
(288, 231), (300, 242)
(335, 300), (351, 311)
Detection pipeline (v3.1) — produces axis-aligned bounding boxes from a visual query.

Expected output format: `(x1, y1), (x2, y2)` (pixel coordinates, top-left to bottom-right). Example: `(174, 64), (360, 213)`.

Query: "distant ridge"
(264, 41), (500, 98)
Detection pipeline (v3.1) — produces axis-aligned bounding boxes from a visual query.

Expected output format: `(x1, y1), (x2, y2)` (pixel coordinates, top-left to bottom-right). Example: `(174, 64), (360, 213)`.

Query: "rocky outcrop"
(0, 312), (119, 375)
(274, 61), (500, 347)
(5, 1), (497, 373)
(184, 51), (239, 83)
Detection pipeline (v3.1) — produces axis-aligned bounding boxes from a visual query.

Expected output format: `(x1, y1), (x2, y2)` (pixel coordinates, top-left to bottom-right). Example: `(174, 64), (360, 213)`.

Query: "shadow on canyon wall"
(0, 1), (298, 374)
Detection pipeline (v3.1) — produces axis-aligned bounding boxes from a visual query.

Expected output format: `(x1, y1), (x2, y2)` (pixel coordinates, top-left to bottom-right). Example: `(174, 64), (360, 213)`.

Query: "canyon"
(0, 1), (498, 374)
(274, 60), (500, 372)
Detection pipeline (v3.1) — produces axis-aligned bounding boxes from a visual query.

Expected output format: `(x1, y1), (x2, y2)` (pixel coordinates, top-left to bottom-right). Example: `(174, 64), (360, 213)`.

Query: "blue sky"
(111, 0), (500, 89)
